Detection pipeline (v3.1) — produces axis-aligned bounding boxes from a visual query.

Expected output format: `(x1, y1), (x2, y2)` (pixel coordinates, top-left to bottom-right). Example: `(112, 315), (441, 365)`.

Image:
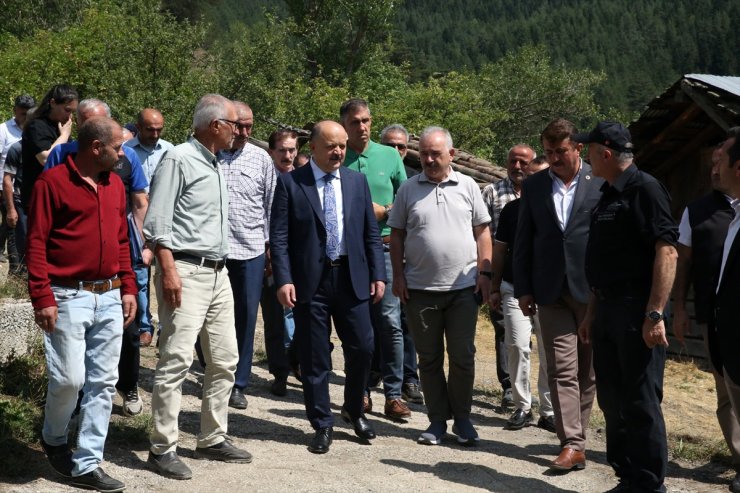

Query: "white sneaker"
(120, 388), (143, 416)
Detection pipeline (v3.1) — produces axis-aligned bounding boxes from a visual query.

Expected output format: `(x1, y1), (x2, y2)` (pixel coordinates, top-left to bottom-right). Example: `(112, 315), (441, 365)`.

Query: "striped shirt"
(219, 142), (276, 260)
(481, 176), (519, 236)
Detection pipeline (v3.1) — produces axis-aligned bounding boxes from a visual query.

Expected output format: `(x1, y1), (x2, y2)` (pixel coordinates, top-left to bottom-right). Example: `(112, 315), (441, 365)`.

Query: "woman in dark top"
(21, 84), (78, 211)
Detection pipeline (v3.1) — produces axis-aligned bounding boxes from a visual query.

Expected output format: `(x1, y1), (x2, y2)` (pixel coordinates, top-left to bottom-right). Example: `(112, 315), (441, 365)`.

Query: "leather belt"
(173, 252), (226, 271)
(325, 256), (348, 268)
(381, 235), (391, 244)
(51, 276), (121, 293)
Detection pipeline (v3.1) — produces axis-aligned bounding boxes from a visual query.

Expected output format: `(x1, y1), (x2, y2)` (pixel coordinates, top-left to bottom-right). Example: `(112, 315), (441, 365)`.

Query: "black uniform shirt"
(585, 164), (678, 297)
(495, 198), (519, 284)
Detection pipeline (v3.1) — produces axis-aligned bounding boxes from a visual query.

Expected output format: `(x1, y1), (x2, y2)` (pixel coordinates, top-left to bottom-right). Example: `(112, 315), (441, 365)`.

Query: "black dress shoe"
(194, 439), (253, 463)
(228, 387), (248, 409)
(148, 450), (193, 480)
(537, 415), (557, 433)
(341, 407), (376, 440)
(41, 439), (73, 478)
(70, 467), (125, 492)
(270, 376), (288, 397)
(506, 408), (533, 430)
(308, 427), (333, 454)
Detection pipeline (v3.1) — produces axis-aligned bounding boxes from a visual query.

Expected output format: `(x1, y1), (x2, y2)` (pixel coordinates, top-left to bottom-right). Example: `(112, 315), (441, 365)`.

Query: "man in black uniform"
(577, 121), (677, 493)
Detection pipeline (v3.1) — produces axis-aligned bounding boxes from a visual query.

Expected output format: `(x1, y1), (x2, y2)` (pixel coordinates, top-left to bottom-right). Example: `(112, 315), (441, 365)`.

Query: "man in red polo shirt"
(26, 116), (137, 493)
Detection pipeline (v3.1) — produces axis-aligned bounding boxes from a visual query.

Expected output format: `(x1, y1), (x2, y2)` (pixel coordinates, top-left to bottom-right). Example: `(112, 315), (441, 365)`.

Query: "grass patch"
(0, 272), (28, 299)
(108, 413), (152, 446)
(669, 433), (731, 464)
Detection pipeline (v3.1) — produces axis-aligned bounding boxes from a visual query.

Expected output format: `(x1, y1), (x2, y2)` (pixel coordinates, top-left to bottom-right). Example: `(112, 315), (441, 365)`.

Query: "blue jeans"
(228, 254), (266, 390)
(134, 263), (153, 335)
(42, 286), (123, 476)
(369, 251), (404, 399)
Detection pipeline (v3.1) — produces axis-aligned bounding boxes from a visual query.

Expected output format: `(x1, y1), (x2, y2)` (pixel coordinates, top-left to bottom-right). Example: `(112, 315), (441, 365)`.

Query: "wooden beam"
(681, 80), (732, 131)
(635, 102), (701, 164)
(649, 124), (718, 177)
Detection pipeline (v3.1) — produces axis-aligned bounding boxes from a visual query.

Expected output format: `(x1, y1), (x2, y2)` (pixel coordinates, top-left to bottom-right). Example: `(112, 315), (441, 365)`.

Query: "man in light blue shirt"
(124, 108), (174, 184)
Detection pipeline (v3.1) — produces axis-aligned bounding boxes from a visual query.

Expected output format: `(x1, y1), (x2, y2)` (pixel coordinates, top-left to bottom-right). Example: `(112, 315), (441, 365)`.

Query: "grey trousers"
(538, 291), (596, 452)
(405, 287), (478, 422)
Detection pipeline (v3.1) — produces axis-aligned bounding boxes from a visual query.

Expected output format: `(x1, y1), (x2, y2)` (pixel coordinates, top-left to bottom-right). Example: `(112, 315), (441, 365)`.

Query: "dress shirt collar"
(188, 135), (217, 167)
(310, 159), (340, 182)
(128, 135), (165, 153)
(548, 159), (583, 188)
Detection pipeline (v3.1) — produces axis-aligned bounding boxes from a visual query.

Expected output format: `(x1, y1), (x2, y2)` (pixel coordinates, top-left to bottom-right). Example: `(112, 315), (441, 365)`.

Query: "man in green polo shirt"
(341, 98), (411, 420)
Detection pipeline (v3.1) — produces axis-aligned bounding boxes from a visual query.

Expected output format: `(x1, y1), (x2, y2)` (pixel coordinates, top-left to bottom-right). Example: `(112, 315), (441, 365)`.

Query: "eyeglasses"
(218, 119), (240, 131)
(383, 143), (407, 150)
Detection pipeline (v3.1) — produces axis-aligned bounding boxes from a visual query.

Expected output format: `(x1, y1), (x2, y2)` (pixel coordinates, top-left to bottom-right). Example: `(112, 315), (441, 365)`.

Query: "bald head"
(136, 108), (165, 147)
(309, 121), (347, 173)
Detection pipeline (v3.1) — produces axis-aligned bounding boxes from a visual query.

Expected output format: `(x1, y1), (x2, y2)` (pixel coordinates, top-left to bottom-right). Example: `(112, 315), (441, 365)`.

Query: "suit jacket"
(513, 161), (603, 305)
(712, 224), (740, 383)
(270, 163), (385, 303)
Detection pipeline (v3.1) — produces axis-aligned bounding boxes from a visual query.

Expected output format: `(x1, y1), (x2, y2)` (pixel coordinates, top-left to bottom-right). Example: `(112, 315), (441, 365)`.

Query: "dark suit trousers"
(293, 261), (374, 430)
(592, 298), (667, 493)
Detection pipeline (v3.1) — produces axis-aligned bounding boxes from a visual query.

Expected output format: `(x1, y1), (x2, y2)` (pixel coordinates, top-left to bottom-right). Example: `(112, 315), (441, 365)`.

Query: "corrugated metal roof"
(685, 74), (740, 97)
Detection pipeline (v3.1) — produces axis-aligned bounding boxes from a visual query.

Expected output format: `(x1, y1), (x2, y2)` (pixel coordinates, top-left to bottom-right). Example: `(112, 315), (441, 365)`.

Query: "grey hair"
(508, 143), (536, 158)
(612, 150), (634, 165)
(192, 94), (232, 131)
(419, 126), (453, 149)
(380, 124), (409, 142)
(77, 98), (111, 118)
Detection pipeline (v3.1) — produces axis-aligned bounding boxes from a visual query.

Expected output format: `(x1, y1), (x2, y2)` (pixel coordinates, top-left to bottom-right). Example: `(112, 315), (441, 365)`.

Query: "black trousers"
(116, 321), (140, 393)
(292, 262), (374, 429)
(592, 297), (667, 493)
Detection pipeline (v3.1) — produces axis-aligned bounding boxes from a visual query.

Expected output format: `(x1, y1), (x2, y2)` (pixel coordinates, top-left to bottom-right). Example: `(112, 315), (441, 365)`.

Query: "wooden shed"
(630, 74), (740, 217)
(629, 74), (740, 359)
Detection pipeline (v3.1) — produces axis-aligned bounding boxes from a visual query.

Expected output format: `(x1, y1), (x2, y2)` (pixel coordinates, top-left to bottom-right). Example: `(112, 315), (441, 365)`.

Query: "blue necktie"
(323, 174), (340, 260)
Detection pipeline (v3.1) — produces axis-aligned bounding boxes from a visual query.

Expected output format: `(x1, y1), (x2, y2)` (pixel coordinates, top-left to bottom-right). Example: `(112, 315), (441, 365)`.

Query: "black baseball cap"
(573, 121), (633, 153)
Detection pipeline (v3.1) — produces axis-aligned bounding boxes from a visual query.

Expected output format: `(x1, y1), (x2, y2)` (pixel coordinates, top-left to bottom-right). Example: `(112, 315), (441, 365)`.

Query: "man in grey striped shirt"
(219, 101), (277, 409)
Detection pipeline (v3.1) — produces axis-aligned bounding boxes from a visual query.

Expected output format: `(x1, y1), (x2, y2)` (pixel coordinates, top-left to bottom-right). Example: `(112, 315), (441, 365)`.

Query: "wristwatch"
(645, 310), (663, 322)
(478, 271), (492, 279)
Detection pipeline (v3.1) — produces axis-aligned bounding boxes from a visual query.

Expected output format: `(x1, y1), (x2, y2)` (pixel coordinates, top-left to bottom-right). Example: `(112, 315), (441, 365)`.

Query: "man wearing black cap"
(577, 121), (678, 493)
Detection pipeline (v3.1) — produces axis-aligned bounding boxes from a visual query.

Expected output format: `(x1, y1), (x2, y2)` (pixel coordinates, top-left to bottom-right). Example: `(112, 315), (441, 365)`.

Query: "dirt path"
(1, 312), (734, 493)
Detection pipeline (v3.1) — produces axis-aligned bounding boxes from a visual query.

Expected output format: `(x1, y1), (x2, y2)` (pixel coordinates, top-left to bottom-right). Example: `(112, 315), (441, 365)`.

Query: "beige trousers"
(150, 260), (238, 455)
(701, 324), (740, 470)
(538, 291), (596, 452)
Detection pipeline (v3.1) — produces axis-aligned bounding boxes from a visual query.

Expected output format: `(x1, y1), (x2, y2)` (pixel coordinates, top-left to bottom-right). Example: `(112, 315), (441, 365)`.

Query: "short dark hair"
(541, 118), (578, 144)
(14, 94), (35, 109)
(78, 117), (116, 151)
(727, 126), (740, 139)
(268, 129), (298, 149)
(339, 98), (370, 121)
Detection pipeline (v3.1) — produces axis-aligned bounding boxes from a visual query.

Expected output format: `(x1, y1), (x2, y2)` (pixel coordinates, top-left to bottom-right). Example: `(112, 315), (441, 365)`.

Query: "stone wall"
(0, 299), (38, 364)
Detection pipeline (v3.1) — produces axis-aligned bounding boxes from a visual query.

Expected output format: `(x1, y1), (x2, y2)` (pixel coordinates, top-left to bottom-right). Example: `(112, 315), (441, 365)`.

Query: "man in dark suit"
(713, 130), (740, 493)
(513, 118), (601, 471)
(270, 120), (386, 454)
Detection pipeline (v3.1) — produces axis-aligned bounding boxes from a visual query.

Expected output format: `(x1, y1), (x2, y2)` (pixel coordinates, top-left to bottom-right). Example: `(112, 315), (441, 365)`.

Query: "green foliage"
(0, 274), (28, 299)
(0, 341), (47, 403)
(0, 0), (216, 140)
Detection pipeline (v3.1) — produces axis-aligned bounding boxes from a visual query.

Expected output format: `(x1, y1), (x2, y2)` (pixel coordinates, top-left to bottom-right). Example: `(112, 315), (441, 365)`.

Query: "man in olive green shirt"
(341, 98), (410, 421)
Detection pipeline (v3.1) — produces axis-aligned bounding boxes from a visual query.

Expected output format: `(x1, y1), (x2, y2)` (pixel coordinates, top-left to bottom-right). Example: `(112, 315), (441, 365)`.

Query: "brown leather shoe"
(140, 332), (153, 347)
(363, 394), (373, 414)
(550, 447), (586, 471)
(384, 398), (411, 419)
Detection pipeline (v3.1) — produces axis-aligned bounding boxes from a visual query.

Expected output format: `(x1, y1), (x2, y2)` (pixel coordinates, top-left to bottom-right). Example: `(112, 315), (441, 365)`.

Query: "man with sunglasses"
(341, 99), (411, 421)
